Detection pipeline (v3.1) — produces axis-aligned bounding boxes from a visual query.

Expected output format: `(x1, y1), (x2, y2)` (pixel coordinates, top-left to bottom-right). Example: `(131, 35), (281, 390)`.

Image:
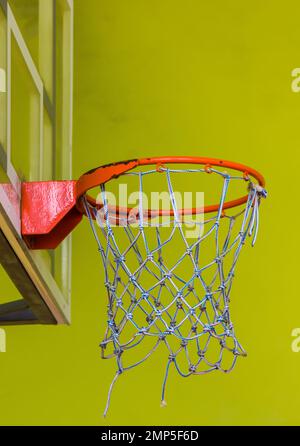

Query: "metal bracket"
(22, 180), (82, 249)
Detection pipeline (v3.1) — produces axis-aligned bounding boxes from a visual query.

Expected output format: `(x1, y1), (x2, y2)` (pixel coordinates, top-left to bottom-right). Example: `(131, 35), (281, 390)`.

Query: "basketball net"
(83, 165), (267, 416)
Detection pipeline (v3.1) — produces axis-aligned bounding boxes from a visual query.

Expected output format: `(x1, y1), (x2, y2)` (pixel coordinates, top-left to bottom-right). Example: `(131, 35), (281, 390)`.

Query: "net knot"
(176, 299), (183, 309)
(250, 183), (267, 198)
(114, 348), (123, 355)
(205, 292), (213, 301)
(129, 275), (137, 285)
(189, 365), (197, 373)
(204, 324), (214, 333)
(105, 282), (115, 292)
(114, 255), (125, 264)
(107, 228), (113, 237)
(168, 354), (176, 362)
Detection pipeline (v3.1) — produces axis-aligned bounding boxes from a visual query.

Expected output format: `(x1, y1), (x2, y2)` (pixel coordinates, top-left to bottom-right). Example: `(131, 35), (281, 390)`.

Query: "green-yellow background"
(1, 0), (300, 425)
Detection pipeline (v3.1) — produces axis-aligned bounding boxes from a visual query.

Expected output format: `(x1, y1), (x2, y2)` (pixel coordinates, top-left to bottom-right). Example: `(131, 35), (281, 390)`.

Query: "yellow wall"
(1, 0), (300, 425)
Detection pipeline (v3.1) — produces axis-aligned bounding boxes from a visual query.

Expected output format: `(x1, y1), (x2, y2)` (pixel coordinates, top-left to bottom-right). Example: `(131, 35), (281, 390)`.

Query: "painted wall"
(1, 0), (300, 425)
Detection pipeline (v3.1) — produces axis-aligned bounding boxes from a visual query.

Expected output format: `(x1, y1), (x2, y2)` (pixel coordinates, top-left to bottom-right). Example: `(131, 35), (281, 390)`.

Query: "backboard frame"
(0, 0), (73, 325)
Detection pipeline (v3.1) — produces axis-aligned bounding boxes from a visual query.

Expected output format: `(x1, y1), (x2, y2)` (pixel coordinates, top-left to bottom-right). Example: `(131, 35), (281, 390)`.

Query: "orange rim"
(76, 156), (265, 217)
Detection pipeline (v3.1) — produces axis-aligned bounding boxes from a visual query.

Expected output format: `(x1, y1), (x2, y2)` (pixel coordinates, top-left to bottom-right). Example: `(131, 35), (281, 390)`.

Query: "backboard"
(0, 0), (73, 324)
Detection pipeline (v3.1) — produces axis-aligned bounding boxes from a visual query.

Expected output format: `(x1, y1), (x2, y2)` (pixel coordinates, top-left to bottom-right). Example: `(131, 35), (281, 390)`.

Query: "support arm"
(22, 181), (82, 249)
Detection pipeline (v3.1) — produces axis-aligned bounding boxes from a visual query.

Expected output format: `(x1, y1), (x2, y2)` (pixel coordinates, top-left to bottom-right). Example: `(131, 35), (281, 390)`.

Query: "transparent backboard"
(0, 0), (73, 324)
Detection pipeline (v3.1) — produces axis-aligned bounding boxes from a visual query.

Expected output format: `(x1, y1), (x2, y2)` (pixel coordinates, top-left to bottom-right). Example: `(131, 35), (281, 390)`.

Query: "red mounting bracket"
(22, 181), (82, 250)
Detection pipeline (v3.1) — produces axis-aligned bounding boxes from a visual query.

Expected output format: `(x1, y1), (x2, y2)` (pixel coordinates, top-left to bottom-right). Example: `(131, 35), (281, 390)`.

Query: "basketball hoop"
(76, 156), (266, 218)
(20, 156), (266, 415)
(76, 156), (267, 416)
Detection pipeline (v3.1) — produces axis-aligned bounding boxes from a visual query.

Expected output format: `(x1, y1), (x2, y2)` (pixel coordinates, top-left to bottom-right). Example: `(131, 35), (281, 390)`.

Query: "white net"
(83, 165), (266, 416)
